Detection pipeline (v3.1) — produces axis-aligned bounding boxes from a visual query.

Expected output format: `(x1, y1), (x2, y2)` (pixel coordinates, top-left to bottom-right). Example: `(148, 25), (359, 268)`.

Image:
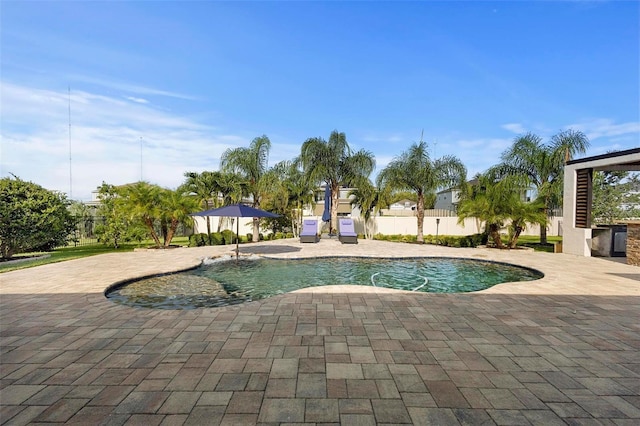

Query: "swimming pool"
(106, 256), (543, 309)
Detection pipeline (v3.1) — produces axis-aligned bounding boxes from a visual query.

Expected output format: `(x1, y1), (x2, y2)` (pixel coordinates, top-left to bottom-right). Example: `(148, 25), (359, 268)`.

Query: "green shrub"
(472, 232), (488, 246)
(246, 233), (253, 241)
(274, 232), (284, 240)
(371, 233), (488, 247)
(239, 235), (249, 243)
(427, 234), (487, 248)
(285, 232), (294, 239)
(208, 233), (223, 245)
(189, 233), (208, 247)
(259, 233), (265, 241)
(220, 230), (236, 245)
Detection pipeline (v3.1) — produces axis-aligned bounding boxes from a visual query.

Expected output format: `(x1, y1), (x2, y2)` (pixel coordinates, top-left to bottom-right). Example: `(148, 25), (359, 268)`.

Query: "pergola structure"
(562, 147), (640, 258)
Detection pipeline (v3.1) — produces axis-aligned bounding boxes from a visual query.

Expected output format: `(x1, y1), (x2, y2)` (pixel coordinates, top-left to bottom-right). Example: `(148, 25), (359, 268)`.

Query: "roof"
(566, 147), (640, 165)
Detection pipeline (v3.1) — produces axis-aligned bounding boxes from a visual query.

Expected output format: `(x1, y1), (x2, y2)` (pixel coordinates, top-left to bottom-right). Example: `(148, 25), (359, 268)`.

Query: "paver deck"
(1, 239), (638, 425)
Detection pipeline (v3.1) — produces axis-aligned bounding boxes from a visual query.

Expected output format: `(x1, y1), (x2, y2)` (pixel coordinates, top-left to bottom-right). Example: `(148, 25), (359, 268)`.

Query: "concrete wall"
(562, 165), (593, 256)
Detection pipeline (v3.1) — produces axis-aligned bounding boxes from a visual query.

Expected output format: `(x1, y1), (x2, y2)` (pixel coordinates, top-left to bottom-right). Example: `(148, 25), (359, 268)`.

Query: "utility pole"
(140, 136), (143, 181)
(68, 86), (73, 199)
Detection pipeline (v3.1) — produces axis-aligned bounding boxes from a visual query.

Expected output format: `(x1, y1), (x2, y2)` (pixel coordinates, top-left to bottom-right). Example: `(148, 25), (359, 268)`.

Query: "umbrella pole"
(235, 216), (240, 261)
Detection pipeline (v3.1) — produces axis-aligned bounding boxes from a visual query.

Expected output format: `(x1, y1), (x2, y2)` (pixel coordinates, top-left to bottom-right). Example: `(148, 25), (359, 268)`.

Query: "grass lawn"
(515, 235), (562, 253)
(0, 236), (190, 273)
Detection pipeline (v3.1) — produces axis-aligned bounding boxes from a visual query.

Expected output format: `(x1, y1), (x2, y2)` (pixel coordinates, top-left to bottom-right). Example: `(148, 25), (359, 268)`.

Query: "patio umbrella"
(321, 184), (332, 234)
(191, 204), (280, 259)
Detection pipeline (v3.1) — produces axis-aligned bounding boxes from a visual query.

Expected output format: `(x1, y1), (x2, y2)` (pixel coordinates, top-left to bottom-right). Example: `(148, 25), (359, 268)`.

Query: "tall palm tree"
(377, 141), (466, 243)
(213, 171), (246, 233)
(497, 130), (589, 244)
(349, 180), (381, 240)
(300, 130), (375, 233)
(181, 171), (219, 243)
(221, 135), (272, 242)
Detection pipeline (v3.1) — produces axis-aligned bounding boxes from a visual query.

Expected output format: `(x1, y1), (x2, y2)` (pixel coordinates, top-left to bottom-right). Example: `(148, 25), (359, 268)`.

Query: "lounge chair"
(338, 218), (358, 244)
(300, 219), (319, 243)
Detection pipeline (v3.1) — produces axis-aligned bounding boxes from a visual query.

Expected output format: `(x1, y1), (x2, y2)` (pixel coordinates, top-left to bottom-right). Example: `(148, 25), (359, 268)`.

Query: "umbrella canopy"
(191, 204), (279, 259)
(192, 204), (280, 219)
(321, 185), (331, 223)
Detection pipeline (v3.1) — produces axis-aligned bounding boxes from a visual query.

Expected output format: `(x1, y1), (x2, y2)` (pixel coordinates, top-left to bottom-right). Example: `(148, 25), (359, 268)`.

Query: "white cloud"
(501, 123), (526, 134)
(457, 137), (511, 150)
(361, 133), (406, 144)
(125, 96), (149, 104)
(0, 82), (247, 201)
(564, 118), (640, 141)
(71, 74), (199, 101)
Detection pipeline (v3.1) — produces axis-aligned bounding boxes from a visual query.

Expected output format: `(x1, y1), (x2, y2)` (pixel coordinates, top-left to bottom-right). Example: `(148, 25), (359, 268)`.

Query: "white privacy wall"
(193, 215), (562, 238)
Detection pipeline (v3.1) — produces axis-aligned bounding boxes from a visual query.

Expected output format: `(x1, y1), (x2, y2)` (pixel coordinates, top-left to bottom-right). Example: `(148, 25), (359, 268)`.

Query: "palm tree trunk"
(165, 219), (178, 247)
(145, 217), (161, 247)
(416, 193), (425, 243)
(489, 223), (504, 249)
(509, 224), (523, 249)
(540, 212), (548, 245)
(540, 200), (549, 244)
(330, 183), (339, 235)
(252, 217), (260, 242)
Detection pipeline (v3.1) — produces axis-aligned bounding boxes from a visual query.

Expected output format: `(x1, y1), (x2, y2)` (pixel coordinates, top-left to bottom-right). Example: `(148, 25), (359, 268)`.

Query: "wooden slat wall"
(575, 168), (592, 228)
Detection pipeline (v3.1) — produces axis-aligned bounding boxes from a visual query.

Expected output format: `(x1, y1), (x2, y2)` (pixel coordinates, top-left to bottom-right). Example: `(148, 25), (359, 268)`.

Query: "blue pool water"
(106, 256), (543, 309)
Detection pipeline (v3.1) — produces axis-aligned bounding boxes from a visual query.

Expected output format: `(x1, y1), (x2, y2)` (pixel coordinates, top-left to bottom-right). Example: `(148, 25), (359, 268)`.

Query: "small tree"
(349, 181), (381, 239)
(160, 188), (200, 247)
(119, 182), (163, 247)
(269, 160), (315, 237)
(181, 171), (219, 244)
(0, 176), (75, 259)
(94, 182), (145, 248)
(592, 171), (640, 224)
(457, 172), (545, 249)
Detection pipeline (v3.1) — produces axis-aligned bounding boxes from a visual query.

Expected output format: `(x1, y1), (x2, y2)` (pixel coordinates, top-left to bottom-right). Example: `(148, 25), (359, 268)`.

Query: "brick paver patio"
(1, 239), (638, 425)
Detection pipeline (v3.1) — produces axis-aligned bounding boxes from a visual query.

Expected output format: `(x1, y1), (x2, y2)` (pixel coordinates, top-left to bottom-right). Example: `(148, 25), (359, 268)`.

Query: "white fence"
(194, 215), (563, 238)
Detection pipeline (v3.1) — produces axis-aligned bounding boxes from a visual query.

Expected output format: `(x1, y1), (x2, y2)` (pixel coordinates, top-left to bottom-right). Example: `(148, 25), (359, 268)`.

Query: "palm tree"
(210, 171), (246, 233)
(181, 171), (219, 244)
(120, 181), (163, 247)
(377, 141), (466, 243)
(300, 130), (375, 233)
(160, 188), (200, 247)
(497, 130), (589, 244)
(270, 160), (316, 237)
(457, 173), (544, 249)
(349, 180), (380, 239)
(221, 135), (273, 242)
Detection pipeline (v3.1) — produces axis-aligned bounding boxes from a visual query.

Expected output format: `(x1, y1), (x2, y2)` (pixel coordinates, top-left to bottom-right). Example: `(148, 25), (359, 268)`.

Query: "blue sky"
(1, 1), (638, 201)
